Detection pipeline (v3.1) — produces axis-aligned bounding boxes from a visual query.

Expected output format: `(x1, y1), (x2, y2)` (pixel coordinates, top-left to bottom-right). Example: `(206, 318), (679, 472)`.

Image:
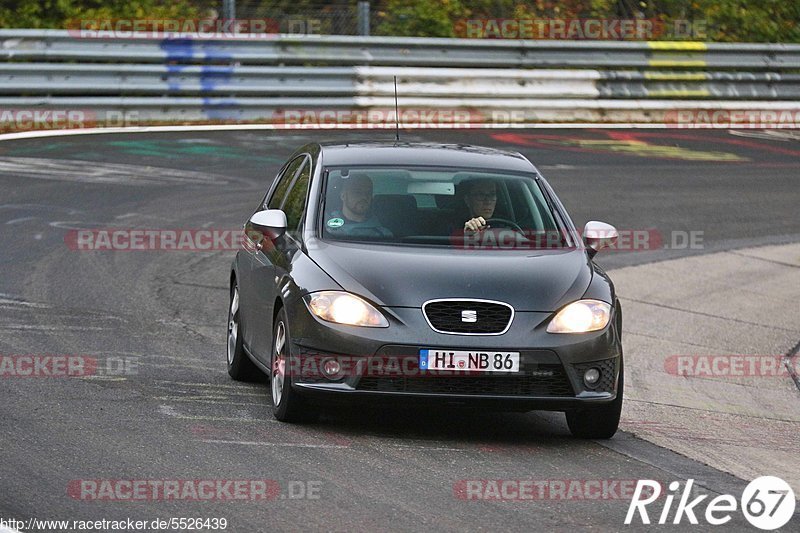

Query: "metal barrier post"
(223, 0), (236, 22)
(358, 2), (370, 37)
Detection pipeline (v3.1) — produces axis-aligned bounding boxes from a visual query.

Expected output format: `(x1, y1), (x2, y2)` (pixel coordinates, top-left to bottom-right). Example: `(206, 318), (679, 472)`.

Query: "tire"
(270, 307), (318, 423)
(226, 283), (262, 381)
(566, 357), (623, 439)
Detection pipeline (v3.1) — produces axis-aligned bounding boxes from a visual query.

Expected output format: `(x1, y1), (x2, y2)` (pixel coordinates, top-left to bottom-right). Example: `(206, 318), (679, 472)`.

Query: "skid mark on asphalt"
(163, 415), (265, 422)
(141, 353), (217, 362)
(95, 352), (219, 374)
(492, 129), (800, 164)
(158, 404), (180, 417)
(154, 384), (274, 426)
(169, 281), (228, 291)
(49, 220), (114, 231)
(0, 203), (83, 216)
(729, 129), (800, 142)
(490, 131), (749, 161)
(0, 294), (124, 333)
(0, 294), (52, 309)
(0, 157), (230, 186)
(5, 216), (37, 224)
(150, 391), (579, 457)
(155, 397), (261, 407)
(0, 298), (222, 348)
(155, 389), (264, 397)
(77, 376), (128, 382)
(154, 380), (263, 389)
(156, 403), (265, 424)
(0, 324), (107, 332)
(188, 422), (351, 447)
(182, 416), (556, 455)
(157, 395), (235, 401)
(188, 422), (465, 452)
(201, 440), (348, 448)
(143, 362), (219, 372)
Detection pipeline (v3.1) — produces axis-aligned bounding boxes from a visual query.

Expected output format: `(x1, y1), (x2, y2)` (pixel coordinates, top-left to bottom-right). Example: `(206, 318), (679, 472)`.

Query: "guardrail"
(3, 30), (800, 69)
(1, 30), (799, 127)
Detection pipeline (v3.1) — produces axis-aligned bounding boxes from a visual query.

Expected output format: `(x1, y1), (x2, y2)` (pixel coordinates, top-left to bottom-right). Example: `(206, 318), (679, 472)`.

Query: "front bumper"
(286, 300), (622, 410)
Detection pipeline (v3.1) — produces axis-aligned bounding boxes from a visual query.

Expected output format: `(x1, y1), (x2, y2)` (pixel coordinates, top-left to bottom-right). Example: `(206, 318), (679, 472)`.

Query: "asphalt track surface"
(0, 128), (798, 532)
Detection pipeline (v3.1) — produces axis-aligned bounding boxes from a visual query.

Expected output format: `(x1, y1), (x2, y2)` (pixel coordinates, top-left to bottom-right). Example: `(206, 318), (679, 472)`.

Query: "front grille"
(423, 299), (513, 334)
(356, 364), (574, 397)
(572, 358), (618, 393)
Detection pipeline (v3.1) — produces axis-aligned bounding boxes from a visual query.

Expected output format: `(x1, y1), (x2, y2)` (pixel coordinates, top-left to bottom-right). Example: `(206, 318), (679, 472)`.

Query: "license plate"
(419, 350), (520, 373)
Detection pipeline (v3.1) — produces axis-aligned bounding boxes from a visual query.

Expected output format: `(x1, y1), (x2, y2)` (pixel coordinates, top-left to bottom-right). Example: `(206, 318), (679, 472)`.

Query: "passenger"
(326, 174), (393, 238)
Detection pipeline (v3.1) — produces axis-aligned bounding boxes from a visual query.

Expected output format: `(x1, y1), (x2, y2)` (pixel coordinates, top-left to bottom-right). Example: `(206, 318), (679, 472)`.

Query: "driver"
(326, 174), (393, 238)
(462, 179), (497, 233)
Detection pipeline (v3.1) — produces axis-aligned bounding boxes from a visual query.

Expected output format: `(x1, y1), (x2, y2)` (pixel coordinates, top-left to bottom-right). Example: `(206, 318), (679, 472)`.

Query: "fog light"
(583, 367), (601, 387)
(322, 358), (342, 379)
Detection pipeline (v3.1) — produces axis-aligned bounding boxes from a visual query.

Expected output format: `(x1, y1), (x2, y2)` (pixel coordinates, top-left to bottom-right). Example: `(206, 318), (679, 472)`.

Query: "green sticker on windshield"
(327, 217), (344, 228)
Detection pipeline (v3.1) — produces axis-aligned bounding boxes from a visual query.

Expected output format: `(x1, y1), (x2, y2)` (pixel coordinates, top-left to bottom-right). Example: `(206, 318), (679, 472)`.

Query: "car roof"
(316, 142), (535, 173)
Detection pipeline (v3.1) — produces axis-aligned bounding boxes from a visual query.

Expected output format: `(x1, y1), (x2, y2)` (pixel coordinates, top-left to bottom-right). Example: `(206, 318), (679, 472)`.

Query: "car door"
(240, 155), (305, 358)
(248, 155), (311, 361)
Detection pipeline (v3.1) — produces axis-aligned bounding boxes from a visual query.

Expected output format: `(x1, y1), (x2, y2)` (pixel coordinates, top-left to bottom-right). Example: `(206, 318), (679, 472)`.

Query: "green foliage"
(375, 0), (466, 38)
(0, 1), (797, 42)
(0, 0), (211, 29)
(374, 0), (799, 42)
(696, 0), (800, 43)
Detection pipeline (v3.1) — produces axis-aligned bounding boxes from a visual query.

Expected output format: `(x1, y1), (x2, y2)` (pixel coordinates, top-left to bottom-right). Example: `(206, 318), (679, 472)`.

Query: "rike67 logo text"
(626, 477), (795, 530)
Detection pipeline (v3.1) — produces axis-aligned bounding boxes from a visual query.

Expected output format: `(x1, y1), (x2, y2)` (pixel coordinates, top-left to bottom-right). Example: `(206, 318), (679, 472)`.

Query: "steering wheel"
(485, 217), (525, 234)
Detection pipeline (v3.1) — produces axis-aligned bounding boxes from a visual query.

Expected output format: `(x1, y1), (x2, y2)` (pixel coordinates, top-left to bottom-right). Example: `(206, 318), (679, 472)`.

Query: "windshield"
(320, 166), (567, 249)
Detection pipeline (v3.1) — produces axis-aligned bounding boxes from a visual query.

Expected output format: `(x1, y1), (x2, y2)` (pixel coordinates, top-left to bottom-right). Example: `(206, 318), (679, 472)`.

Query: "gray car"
(227, 142), (623, 438)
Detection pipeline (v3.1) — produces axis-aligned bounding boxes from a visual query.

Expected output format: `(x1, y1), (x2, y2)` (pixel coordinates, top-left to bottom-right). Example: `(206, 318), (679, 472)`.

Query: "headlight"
(304, 291), (388, 327)
(547, 299), (611, 333)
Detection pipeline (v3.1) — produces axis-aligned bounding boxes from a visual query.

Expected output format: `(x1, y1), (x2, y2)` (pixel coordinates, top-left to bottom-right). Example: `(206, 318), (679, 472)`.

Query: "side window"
(282, 159), (311, 232)
(266, 156), (305, 210)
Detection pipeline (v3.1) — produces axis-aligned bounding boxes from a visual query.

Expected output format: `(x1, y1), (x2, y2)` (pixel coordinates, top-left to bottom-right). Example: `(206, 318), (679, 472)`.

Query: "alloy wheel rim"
(272, 321), (286, 406)
(227, 288), (239, 365)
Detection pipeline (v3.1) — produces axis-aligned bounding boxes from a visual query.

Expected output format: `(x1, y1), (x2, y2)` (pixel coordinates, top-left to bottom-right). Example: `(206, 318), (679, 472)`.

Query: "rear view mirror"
(583, 221), (618, 257)
(407, 182), (455, 195)
(248, 209), (287, 241)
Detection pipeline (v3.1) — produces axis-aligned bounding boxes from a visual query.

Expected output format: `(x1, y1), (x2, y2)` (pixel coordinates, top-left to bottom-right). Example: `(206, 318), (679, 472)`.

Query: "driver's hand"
(464, 217), (487, 232)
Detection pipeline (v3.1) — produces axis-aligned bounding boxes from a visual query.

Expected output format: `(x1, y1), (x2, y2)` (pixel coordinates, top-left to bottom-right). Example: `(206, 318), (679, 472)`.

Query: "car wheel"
(227, 283), (262, 381)
(270, 307), (318, 423)
(566, 357), (623, 439)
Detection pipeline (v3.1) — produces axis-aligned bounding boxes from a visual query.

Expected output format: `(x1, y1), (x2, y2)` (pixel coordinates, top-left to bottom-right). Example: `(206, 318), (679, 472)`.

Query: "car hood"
(306, 240), (592, 312)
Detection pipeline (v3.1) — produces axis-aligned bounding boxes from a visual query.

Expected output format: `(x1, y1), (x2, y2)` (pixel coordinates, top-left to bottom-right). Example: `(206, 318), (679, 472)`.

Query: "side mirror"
(248, 209), (287, 241)
(583, 221), (618, 257)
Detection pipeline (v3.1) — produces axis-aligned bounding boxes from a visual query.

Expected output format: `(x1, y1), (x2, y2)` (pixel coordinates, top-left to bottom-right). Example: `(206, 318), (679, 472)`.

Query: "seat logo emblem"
(461, 310), (477, 323)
